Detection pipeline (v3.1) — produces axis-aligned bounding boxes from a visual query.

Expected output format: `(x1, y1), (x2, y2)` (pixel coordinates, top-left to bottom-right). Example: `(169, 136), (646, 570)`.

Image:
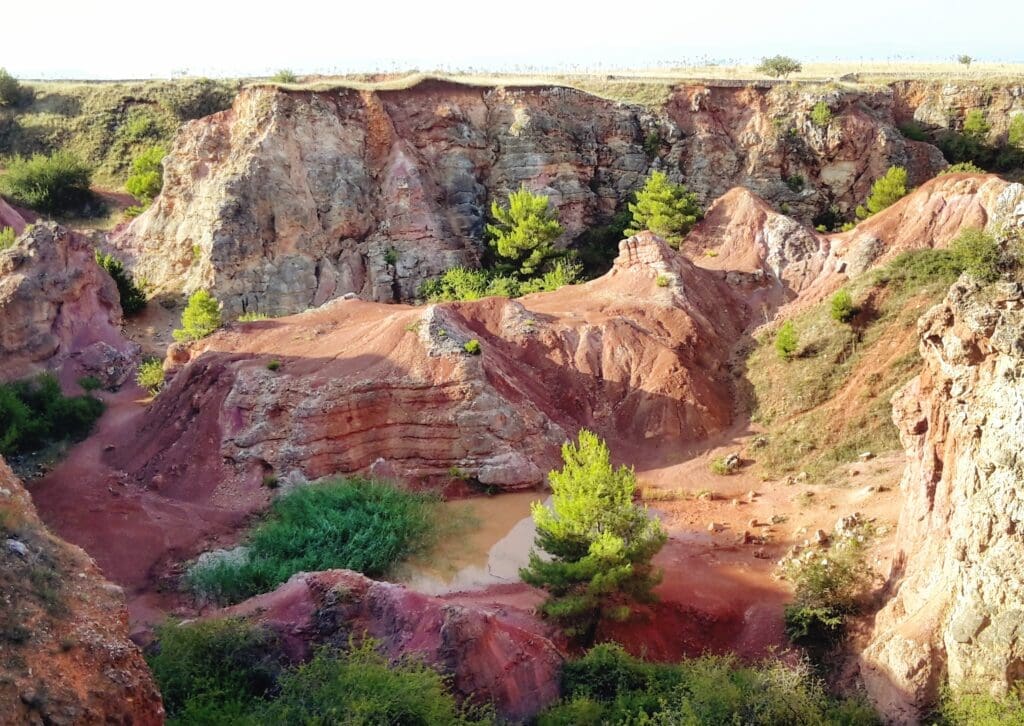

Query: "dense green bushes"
(775, 320), (799, 360)
(95, 251), (147, 315)
(148, 618), (490, 725)
(857, 166), (908, 219)
(0, 151), (94, 214)
(625, 170), (703, 247)
(0, 68), (30, 107)
(0, 374), (104, 457)
(949, 227), (1002, 282)
(538, 644), (878, 725)
(187, 479), (442, 604)
(830, 289), (857, 324)
(136, 359), (165, 396)
(810, 102), (832, 128)
(124, 145), (166, 204)
(936, 687), (1024, 725)
(486, 185), (564, 276)
(420, 260), (581, 302)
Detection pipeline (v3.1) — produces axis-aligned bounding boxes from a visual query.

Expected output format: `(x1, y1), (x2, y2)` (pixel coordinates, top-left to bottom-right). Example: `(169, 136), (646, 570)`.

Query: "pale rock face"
(111, 81), (951, 316)
(0, 223), (138, 386)
(860, 194), (1024, 722)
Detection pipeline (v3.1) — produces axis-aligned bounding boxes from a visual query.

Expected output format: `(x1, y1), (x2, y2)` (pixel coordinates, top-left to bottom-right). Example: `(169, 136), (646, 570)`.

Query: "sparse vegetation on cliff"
(187, 479), (443, 604)
(136, 359), (165, 396)
(173, 290), (222, 342)
(520, 430), (666, 642)
(830, 289), (857, 324)
(625, 171), (703, 247)
(0, 226), (14, 250)
(0, 374), (104, 458)
(774, 320), (799, 360)
(538, 643), (878, 725)
(856, 166), (908, 219)
(124, 145), (166, 205)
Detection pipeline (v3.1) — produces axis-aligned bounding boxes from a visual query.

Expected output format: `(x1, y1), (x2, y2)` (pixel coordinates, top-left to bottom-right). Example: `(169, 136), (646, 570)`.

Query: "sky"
(5, 0), (1023, 79)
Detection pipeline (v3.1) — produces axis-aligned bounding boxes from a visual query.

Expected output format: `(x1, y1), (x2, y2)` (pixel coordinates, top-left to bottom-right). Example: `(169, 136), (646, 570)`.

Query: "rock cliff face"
(891, 80), (1024, 143)
(0, 223), (138, 387)
(860, 185), (1024, 722)
(112, 80), (953, 315)
(0, 457), (163, 724)
(224, 569), (563, 721)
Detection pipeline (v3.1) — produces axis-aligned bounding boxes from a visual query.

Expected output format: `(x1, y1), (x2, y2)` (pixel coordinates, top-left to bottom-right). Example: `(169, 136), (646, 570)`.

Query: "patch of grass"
(237, 311), (271, 322)
(936, 686), (1024, 725)
(709, 457), (737, 476)
(0, 373), (104, 458)
(0, 226), (15, 250)
(0, 151), (95, 215)
(463, 339), (481, 355)
(187, 479), (444, 604)
(538, 643), (879, 725)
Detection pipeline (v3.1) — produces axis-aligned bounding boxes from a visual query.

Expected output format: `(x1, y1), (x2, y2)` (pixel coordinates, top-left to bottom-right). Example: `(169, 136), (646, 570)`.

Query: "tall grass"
(188, 479), (443, 604)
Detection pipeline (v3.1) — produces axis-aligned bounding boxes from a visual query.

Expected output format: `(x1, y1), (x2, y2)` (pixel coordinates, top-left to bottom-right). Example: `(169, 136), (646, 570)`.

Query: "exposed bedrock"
(111, 79), (974, 315)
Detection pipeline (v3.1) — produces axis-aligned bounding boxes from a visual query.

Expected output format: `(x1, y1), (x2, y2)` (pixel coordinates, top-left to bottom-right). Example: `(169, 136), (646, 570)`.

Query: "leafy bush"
(963, 109), (990, 140)
(785, 173), (805, 192)
(421, 259), (580, 302)
(756, 55), (803, 78)
(0, 374), (104, 457)
(1010, 114), (1024, 151)
(173, 290), (222, 342)
(95, 251), (146, 315)
(898, 121), (928, 141)
(266, 360), (281, 372)
(420, 267), (491, 301)
(124, 145), (166, 204)
(463, 339), (481, 355)
(777, 522), (877, 648)
(937, 686), (1024, 725)
(271, 70), (298, 83)
(957, 54), (973, 66)
(0, 226), (15, 250)
(0, 151), (93, 214)
(261, 641), (491, 725)
(520, 430), (666, 642)
(147, 618), (284, 719)
(830, 289), (857, 324)
(0, 68), (29, 107)
(486, 186), (564, 276)
(810, 102), (832, 128)
(518, 259), (581, 294)
(873, 248), (962, 290)
(187, 479), (441, 604)
(940, 161), (986, 175)
(539, 643), (879, 725)
(950, 227), (1001, 282)
(136, 359), (165, 396)
(656, 274), (670, 287)
(858, 166), (908, 218)
(625, 170), (703, 247)
(775, 320), (799, 360)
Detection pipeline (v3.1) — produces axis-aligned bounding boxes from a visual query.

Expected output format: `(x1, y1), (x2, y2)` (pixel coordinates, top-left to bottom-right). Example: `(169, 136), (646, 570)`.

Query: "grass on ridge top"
(744, 249), (962, 481)
(186, 478), (456, 605)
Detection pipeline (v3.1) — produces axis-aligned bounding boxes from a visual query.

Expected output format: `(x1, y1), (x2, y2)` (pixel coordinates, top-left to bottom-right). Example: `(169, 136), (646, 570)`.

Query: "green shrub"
(262, 641), (492, 725)
(655, 274), (670, 287)
(266, 360), (281, 372)
(124, 145), (166, 204)
(271, 70), (298, 83)
(898, 121), (928, 141)
(777, 522), (877, 648)
(77, 376), (102, 393)
(937, 686), (1024, 725)
(963, 109), (990, 140)
(187, 479), (442, 604)
(830, 289), (857, 324)
(625, 170), (703, 247)
(775, 320), (799, 360)
(957, 54), (973, 66)
(810, 102), (832, 128)
(755, 55), (803, 78)
(421, 267), (492, 301)
(0, 373), (104, 457)
(463, 339), (481, 355)
(0, 68), (28, 107)
(874, 248), (962, 290)
(95, 251), (146, 315)
(709, 456), (736, 476)
(237, 311), (271, 322)
(950, 227), (1001, 282)
(422, 260), (580, 302)
(940, 161), (986, 175)
(147, 618), (284, 719)
(0, 151), (94, 214)
(262, 474), (279, 489)
(860, 166), (908, 218)
(785, 174), (805, 192)
(642, 130), (661, 157)
(0, 226), (15, 250)
(542, 643), (879, 725)
(518, 259), (581, 294)
(1009, 115), (1024, 151)
(486, 186), (564, 276)
(520, 430), (666, 642)
(136, 359), (165, 396)
(173, 290), (222, 342)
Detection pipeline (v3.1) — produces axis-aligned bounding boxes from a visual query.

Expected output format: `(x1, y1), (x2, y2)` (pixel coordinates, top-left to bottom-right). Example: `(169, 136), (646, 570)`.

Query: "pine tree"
(173, 290), (222, 342)
(485, 186), (564, 277)
(520, 430), (667, 642)
(625, 171), (703, 247)
(775, 320), (798, 360)
(863, 166), (908, 217)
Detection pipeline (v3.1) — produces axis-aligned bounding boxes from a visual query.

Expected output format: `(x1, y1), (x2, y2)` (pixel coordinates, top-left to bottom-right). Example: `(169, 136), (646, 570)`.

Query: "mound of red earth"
(0, 222), (138, 387)
(0, 456), (163, 724)
(222, 569), (563, 721)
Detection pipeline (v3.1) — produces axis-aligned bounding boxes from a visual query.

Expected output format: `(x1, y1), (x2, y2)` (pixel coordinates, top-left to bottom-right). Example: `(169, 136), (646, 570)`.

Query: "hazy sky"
(6, 0), (1023, 79)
